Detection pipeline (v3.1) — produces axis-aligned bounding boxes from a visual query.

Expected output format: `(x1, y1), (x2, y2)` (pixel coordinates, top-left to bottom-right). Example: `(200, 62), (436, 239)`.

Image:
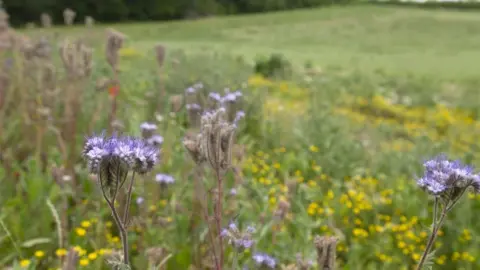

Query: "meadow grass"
(1, 4), (480, 270)
(23, 4), (480, 79)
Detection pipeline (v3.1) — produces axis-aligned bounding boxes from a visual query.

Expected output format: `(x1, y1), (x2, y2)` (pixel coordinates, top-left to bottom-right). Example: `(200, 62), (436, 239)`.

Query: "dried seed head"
(146, 247), (166, 265)
(274, 199), (291, 220)
(314, 236), (337, 270)
(199, 108), (237, 173)
(105, 28), (126, 71)
(0, 9), (9, 32)
(40, 13), (52, 28)
(85, 16), (94, 27)
(62, 248), (79, 270)
(63, 8), (76, 26)
(59, 39), (93, 78)
(169, 95), (183, 112)
(183, 134), (205, 165)
(154, 44), (166, 67)
(96, 77), (113, 92)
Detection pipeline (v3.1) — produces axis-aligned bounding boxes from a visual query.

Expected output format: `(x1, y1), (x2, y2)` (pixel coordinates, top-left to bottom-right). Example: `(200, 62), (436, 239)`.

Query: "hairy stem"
(416, 204), (448, 270)
(98, 172), (130, 266)
(215, 168), (224, 269)
(123, 172), (136, 225)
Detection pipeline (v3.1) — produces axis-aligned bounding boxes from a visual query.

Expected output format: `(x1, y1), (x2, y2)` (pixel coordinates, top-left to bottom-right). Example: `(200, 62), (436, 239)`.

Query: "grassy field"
(25, 4), (480, 79)
(2, 4), (480, 270)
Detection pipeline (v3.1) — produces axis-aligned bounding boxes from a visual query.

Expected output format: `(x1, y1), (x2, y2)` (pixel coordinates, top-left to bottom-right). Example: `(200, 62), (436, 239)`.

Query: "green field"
(2, 4), (480, 270)
(26, 5), (480, 79)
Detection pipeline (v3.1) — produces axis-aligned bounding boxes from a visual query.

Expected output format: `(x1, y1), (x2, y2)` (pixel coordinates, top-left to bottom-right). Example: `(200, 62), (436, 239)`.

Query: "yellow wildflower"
(34, 250), (45, 258)
(20, 259), (31, 267)
(79, 258), (89, 266)
(81, 221), (91, 228)
(56, 248), (68, 257)
(75, 227), (86, 237)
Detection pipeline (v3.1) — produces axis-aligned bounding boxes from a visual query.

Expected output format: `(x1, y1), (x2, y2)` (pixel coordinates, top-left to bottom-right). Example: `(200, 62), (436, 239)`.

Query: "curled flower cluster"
(83, 134), (159, 175)
(252, 252), (276, 269)
(220, 222), (255, 251)
(417, 155), (480, 197)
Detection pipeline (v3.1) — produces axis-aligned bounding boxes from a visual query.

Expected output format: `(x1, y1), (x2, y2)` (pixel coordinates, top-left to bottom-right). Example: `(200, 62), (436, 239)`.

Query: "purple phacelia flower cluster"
(83, 133), (159, 175)
(155, 173), (175, 185)
(209, 90), (242, 104)
(417, 154), (480, 197)
(140, 122), (157, 132)
(140, 122), (164, 147)
(185, 83), (204, 94)
(252, 252), (276, 269)
(221, 222), (255, 251)
(147, 135), (164, 146)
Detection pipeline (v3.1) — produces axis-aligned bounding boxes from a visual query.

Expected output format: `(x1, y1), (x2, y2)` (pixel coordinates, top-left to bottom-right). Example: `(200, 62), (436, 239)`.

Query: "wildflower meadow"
(1, 3), (480, 270)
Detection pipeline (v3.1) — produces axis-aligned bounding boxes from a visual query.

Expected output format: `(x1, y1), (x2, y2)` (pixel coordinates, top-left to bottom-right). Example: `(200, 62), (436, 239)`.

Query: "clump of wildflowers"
(415, 155), (480, 270)
(252, 252), (276, 269)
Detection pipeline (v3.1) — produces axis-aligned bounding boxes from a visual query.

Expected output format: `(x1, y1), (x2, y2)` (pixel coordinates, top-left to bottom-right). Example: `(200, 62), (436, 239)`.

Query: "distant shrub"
(254, 53), (292, 78)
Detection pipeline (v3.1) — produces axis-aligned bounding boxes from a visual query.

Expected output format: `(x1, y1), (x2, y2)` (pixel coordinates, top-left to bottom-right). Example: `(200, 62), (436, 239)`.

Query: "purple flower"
(185, 87), (196, 94)
(83, 134), (159, 175)
(252, 253), (276, 269)
(234, 111), (245, 124)
(229, 188), (237, 196)
(224, 93), (237, 102)
(229, 222), (238, 231)
(147, 135), (164, 146)
(234, 237), (254, 249)
(136, 197), (144, 205)
(155, 173), (175, 184)
(417, 154), (480, 196)
(140, 122), (157, 132)
(220, 228), (229, 237)
(209, 92), (222, 102)
(130, 139), (160, 174)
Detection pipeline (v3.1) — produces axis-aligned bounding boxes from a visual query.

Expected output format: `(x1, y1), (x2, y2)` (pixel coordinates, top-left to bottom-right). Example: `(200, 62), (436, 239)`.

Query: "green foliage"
(254, 53), (292, 78)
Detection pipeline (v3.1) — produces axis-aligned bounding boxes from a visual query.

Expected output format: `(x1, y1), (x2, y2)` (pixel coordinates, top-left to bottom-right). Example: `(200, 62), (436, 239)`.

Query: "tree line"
(2, 0), (352, 26)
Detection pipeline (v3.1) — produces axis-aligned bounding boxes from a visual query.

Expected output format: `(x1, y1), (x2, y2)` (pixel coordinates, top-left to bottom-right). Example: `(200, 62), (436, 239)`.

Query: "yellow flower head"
(75, 227), (87, 237)
(79, 258), (89, 266)
(88, 252), (98, 260)
(20, 259), (31, 267)
(34, 250), (45, 258)
(81, 221), (92, 228)
(56, 248), (68, 257)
